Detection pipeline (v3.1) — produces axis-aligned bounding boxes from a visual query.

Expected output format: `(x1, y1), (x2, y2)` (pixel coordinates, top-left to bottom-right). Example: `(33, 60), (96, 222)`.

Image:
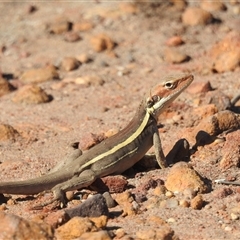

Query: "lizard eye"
(165, 81), (175, 89)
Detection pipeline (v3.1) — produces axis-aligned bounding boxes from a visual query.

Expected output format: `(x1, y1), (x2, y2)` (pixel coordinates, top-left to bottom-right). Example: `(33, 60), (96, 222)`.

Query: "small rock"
(44, 210), (69, 228)
(89, 215), (108, 229)
(63, 32), (81, 42)
(166, 36), (184, 47)
(102, 192), (116, 208)
(187, 81), (212, 94)
(115, 228), (126, 239)
(12, 85), (52, 104)
(230, 213), (239, 220)
(0, 77), (15, 97)
(192, 111), (240, 147)
(199, 90), (231, 111)
(61, 57), (80, 71)
(26, 4), (38, 14)
(164, 48), (190, 63)
(90, 34), (115, 52)
(75, 75), (105, 86)
(193, 104), (218, 119)
(200, 0), (227, 12)
(76, 53), (92, 63)
(101, 175), (128, 193)
(179, 199), (190, 208)
(0, 124), (19, 141)
(165, 162), (209, 194)
(213, 50), (240, 73)
(55, 217), (98, 239)
(167, 218), (176, 223)
(220, 130), (240, 169)
(182, 7), (213, 26)
(73, 21), (94, 32)
(153, 185), (167, 196)
(79, 230), (111, 240)
(209, 31), (240, 72)
(136, 226), (176, 240)
(0, 211), (54, 240)
(165, 191), (174, 198)
(114, 191), (137, 216)
(20, 65), (59, 84)
(65, 194), (109, 218)
(190, 194), (204, 210)
(48, 19), (72, 34)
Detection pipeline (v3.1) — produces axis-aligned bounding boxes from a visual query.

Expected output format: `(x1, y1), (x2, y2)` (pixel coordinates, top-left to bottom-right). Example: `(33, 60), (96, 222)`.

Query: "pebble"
(115, 228), (126, 239)
(12, 84), (52, 104)
(65, 194), (109, 218)
(186, 81), (212, 94)
(0, 211), (54, 240)
(48, 19), (72, 34)
(165, 162), (209, 194)
(114, 191), (137, 216)
(102, 192), (117, 208)
(0, 124), (19, 141)
(179, 199), (190, 208)
(230, 213), (239, 220)
(153, 185), (166, 196)
(75, 75), (105, 86)
(0, 77), (15, 97)
(166, 36), (184, 46)
(165, 191), (174, 198)
(167, 218), (176, 223)
(55, 217), (98, 239)
(20, 65), (59, 84)
(209, 31), (240, 73)
(213, 51), (240, 73)
(61, 57), (80, 71)
(101, 175), (128, 193)
(76, 53), (92, 63)
(190, 111), (240, 148)
(190, 194), (204, 210)
(136, 226), (176, 240)
(73, 21), (94, 32)
(80, 230), (111, 240)
(182, 7), (213, 26)
(90, 33), (115, 52)
(164, 48), (189, 64)
(220, 130), (240, 169)
(63, 32), (81, 42)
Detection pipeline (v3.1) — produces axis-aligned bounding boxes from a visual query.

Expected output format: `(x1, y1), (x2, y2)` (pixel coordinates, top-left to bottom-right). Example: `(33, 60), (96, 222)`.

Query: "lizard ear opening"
(146, 95), (161, 108)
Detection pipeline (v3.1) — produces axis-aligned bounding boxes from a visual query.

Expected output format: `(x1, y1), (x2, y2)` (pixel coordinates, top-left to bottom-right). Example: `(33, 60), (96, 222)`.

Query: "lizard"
(0, 74), (194, 206)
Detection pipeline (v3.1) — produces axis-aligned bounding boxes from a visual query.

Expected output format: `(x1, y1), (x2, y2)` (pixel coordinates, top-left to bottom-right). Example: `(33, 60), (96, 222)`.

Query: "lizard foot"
(30, 189), (67, 210)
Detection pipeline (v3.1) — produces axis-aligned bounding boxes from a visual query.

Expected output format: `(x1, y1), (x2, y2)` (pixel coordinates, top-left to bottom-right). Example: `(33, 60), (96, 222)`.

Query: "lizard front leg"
(153, 125), (168, 168)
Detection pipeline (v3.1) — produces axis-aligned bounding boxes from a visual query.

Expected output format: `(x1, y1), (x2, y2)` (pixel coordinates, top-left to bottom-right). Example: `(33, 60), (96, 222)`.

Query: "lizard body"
(0, 74), (193, 204)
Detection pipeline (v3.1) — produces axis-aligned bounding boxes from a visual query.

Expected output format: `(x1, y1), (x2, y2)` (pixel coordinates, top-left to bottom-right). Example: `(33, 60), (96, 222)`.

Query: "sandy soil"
(0, 1), (240, 239)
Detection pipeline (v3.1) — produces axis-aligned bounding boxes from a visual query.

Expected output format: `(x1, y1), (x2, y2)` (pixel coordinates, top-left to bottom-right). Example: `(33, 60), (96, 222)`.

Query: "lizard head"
(146, 74), (194, 119)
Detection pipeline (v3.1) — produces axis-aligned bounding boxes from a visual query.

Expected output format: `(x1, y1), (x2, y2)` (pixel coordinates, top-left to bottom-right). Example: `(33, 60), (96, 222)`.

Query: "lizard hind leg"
(52, 169), (97, 207)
